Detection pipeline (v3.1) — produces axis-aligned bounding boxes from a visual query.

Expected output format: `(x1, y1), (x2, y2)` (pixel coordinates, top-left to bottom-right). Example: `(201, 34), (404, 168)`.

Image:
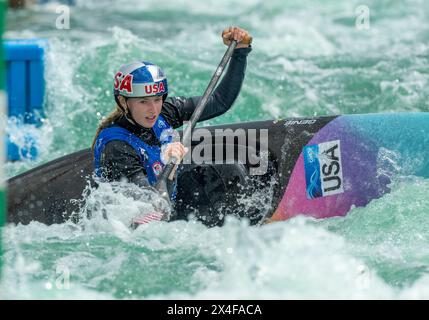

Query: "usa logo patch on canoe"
(303, 140), (344, 199)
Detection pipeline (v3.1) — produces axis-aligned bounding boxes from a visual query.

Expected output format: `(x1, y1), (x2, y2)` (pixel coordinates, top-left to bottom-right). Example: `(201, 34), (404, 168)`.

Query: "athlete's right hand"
(161, 142), (189, 164)
(222, 26), (252, 48)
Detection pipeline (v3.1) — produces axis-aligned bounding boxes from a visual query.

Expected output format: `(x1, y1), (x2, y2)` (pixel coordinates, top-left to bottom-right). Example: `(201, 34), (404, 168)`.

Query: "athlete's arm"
(161, 46), (252, 128)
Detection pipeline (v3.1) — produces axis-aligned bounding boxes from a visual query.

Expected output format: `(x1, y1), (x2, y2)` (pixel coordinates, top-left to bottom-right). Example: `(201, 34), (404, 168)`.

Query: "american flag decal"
(132, 212), (164, 225)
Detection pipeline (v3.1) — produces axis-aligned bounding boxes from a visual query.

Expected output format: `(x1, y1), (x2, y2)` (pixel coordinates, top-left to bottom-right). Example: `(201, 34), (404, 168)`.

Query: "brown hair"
(91, 103), (125, 151)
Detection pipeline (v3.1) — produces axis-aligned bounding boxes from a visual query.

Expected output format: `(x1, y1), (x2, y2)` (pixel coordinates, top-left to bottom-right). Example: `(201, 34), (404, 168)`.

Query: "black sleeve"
(100, 140), (151, 188)
(161, 46), (252, 129)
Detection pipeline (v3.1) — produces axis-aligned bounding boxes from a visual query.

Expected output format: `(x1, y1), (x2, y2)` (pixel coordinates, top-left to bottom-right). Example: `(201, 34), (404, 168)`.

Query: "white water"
(2, 0), (429, 299)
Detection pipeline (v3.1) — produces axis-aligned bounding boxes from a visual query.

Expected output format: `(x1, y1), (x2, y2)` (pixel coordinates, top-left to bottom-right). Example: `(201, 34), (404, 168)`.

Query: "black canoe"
(8, 113), (429, 226)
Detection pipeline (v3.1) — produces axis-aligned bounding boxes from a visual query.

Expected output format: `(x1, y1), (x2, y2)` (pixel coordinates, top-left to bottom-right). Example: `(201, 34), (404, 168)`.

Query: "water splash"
(3, 0), (429, 299)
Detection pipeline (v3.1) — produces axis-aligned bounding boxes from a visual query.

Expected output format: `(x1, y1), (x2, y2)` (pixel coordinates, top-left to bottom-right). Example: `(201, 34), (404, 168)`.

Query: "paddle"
(153, 39), (240, 220)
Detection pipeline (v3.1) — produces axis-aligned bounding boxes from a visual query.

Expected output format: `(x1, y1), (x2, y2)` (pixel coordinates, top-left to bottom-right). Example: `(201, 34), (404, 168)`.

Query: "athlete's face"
(127, 96), (163, 128)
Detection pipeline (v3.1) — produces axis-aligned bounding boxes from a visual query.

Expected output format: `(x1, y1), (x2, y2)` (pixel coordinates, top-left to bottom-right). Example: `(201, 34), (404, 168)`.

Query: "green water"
(1, 0), (429, 299)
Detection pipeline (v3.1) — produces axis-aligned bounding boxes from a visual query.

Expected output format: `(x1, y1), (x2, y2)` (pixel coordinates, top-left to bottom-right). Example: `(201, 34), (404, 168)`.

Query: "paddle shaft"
(154, 40), (238, 194)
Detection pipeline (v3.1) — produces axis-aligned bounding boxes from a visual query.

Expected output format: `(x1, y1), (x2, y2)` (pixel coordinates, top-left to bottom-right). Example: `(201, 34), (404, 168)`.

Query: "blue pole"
(0, 0), (7, 280)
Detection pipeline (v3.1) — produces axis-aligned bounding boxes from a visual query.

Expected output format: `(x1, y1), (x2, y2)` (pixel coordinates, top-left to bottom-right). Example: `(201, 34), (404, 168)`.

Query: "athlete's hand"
(161, 142), (188, 164)
(222, 26), (252, 49)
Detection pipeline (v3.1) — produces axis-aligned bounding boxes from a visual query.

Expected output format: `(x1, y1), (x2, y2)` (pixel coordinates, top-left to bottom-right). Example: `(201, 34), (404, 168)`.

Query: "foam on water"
(316, 177), (429, 289)
(2, 0), (429, 299)
(1, 177), (429, 299)
(4, 0), (429, 178)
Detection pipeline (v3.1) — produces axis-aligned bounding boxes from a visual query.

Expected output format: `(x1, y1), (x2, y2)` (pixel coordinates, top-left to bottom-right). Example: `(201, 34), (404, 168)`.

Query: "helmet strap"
(116, 95), (136, 124)
(115, 95), (127, 113)
(122, 98), (138, 126)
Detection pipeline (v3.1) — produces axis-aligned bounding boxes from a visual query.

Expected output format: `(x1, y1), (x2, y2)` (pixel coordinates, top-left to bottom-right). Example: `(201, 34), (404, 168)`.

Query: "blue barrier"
(5, 39), (46, 125)
(4, 39), (47, 161)
(7, 133), (38, 161)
